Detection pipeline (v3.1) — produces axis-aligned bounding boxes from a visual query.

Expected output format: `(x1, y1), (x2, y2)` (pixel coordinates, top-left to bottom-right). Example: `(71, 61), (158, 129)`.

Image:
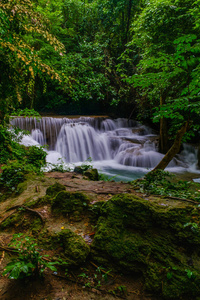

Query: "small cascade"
(55, 123), (111, 162)
(10, 116), (198, 178)
(178, 143), (198, 170)
(31, 129), (45, 145)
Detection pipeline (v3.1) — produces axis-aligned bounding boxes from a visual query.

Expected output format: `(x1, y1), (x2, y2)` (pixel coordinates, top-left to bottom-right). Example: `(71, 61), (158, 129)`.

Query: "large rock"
(91, 194), (200, 299)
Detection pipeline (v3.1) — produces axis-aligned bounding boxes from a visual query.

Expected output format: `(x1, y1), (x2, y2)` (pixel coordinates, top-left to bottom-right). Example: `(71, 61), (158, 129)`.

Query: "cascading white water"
(55, 123), (111, 162)
(31, 129), (45, 145)
(10, 116), (199, 181)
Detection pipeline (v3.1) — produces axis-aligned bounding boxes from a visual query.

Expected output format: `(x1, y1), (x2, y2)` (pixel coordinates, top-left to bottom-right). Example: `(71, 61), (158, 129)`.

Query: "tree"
(125, 0), (200, 169)
(0, 0), (65, 120)
(32, 0), (140, 114)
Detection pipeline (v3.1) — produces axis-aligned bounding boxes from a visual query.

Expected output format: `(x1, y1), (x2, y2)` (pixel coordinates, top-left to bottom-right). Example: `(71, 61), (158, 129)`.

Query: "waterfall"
(10, 116), (197, 179)
(55, 123), (111, 162)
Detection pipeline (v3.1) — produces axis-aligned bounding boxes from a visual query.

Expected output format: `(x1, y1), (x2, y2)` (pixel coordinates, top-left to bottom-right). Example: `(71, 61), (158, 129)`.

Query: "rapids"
(10, 116), (199, 181)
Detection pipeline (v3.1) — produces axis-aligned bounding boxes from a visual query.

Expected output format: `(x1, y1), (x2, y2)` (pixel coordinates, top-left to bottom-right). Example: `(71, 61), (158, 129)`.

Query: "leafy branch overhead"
(0, 0), (66, 116)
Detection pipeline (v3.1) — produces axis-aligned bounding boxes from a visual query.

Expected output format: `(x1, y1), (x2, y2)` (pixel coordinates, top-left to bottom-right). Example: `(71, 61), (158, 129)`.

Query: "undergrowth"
(0, 125), (47, 192)
(3, 233), (58, 279)
(132, 169), (200, 201)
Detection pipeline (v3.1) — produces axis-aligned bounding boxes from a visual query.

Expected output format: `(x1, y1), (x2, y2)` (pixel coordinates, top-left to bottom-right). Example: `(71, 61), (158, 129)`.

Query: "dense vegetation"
(0, 0), (200, 157)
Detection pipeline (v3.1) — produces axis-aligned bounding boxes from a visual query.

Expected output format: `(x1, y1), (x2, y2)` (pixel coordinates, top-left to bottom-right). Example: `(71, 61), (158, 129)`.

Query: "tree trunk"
(159, 95), (169, 153)
(124, 0), (132, 45)
(152, 121), (189, 171)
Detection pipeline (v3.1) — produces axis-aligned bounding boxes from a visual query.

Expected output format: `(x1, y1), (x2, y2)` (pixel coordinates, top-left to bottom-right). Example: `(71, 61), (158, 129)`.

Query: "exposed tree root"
(1, 205), (45, 225)
(0, 251), (5, 265)
(0, 245), (17, 253)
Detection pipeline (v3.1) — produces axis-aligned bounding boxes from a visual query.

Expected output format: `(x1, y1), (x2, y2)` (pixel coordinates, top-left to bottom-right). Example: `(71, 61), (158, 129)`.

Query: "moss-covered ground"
(0, 171), (200, 299)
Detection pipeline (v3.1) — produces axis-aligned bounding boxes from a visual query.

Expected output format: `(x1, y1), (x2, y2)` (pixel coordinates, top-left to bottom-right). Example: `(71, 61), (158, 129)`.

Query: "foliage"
(0, 161), (28, 192)
(0, 145), (46, 191)
(1, 0), (200, 124)
(74, 158), (93, 175)
(0, 124), (46, 165)
(0, 0), (65, 118)
(0, 125), (26, 164)
(3, 233), (58, 279)
(9, 0), (141, 115)
(124, 0), (200, 145)
(109, 285), (127, 296)
(0, 125), (47, 192)
(98, 172), (117, 182)
(12, 108), (41, 118)
(80, 157), (93, 172)
(47, 162), (73, 173)
(78, 266), (111, 289)
(132, 169), (200, 201)
(184, 222), (199, 233)
(27, 145), (47, 168)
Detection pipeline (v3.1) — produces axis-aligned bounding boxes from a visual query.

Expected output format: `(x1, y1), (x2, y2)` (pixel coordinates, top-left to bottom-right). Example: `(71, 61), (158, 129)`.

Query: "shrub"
(132, 169), (200, 201)
(3, 233), (58, 279)
(27, 146), (47, 168)
(0, 162), (29, 191)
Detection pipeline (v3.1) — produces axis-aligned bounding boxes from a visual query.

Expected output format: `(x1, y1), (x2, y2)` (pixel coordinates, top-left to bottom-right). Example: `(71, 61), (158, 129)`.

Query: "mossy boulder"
(84, 168), (99, 181)
(47, 229), (90, 266)
(52, 191), (90, 221)
(91, 194), (200, 299)
(74, 166), (84, 174)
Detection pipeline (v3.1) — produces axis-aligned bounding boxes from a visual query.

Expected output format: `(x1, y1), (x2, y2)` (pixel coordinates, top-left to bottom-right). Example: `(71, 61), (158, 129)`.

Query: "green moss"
(0, 212), (22, 229)
(46, 182), (66, 197)
(24, 198), (42, 208)
(25, 183), (66, 208)
(26, 196), (52, 208)
(0, 210), (43, 233)
(91, 193), (200, 298)
(30, 219), (43, 235)
(89, 201), (105, 224)
(74, 166), (84, 174)
(52, 191), (90, 221)
(84, 168), (99, 181)
(17, 181), (28, 194)
(41, 229), (90, 266)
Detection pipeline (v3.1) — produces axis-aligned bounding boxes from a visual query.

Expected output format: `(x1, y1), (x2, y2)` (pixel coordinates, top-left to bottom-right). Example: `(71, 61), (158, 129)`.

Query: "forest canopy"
(0, 0), (200, 155)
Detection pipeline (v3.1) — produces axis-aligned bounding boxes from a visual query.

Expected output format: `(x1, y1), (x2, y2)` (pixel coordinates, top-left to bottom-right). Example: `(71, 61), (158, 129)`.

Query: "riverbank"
(0, 171), (200, 299)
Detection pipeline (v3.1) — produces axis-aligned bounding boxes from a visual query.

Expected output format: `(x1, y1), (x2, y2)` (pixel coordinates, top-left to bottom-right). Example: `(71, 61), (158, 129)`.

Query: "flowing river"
(10, 116), (199, 182)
